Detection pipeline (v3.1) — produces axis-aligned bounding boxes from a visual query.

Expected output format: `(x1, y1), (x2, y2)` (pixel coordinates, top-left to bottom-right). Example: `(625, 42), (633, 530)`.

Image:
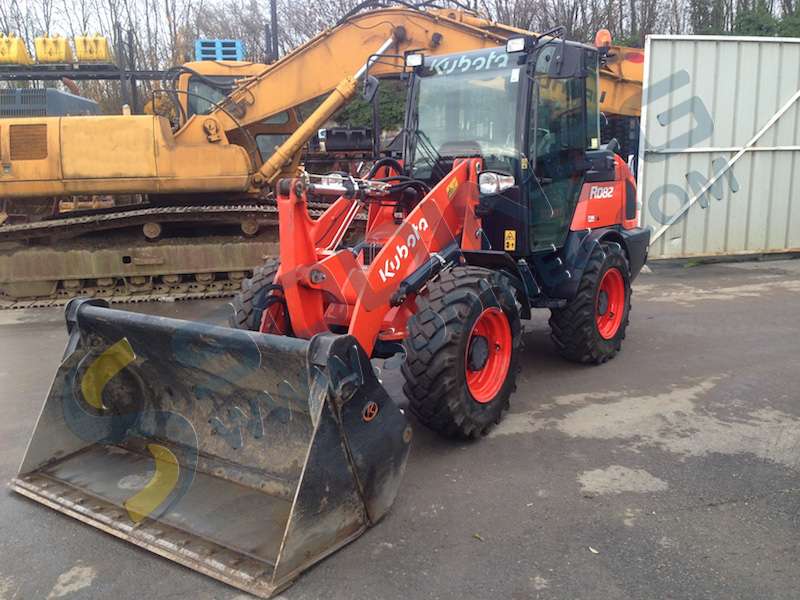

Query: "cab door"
(525, 45), (594, 252)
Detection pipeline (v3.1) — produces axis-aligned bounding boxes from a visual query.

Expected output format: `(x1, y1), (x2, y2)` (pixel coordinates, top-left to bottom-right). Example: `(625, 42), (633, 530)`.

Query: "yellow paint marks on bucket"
(124, 444), (180, 523)
(80, 339), (135, 409)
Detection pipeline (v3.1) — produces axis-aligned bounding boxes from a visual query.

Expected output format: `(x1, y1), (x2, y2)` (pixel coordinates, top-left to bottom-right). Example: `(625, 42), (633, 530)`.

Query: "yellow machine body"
(0, 116), (251, 197)
(599, 46), (644, 117)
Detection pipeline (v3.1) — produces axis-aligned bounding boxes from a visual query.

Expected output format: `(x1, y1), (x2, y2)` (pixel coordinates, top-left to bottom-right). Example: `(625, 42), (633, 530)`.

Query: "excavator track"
(1, 287), (238, 310)
(0, 201), (366, 309)
(0, 201), (339, 241)
(0, 233), (277, 309)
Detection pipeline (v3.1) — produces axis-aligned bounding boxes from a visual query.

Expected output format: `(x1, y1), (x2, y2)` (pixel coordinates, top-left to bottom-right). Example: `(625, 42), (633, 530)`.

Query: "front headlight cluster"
(478, 172), (516, 195)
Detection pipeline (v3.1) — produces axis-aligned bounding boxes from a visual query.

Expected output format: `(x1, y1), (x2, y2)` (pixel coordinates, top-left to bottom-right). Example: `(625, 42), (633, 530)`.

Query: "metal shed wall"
(637, 35), (800, 258)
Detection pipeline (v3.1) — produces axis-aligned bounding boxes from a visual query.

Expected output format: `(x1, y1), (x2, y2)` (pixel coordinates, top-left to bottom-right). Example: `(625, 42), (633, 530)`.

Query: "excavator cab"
(171, 61), (303, 165)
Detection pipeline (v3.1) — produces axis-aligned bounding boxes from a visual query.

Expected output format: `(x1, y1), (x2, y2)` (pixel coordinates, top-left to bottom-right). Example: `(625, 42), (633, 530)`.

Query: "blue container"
(194, 39), (245, 61)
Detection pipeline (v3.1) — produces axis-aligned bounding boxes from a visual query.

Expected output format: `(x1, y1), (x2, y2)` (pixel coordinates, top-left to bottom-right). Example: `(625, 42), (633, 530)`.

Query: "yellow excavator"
(1, 6), (642, 200)
(0, 5), (643, 306)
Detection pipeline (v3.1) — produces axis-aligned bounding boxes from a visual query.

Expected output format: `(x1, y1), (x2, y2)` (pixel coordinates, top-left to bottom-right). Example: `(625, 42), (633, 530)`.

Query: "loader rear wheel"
(229, 258), (285, 332)
(402, 266), (522, 439)
(549, 241), (631, 364)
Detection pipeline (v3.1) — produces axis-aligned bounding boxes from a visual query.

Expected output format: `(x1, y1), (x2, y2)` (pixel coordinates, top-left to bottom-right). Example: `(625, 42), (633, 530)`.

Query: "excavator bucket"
(12, 298), (411, 598)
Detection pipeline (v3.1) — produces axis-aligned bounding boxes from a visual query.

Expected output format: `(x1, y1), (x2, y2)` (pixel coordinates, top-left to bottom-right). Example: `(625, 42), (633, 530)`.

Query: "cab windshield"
(187, 76), (236, 117)
(408, 49), (524, 179)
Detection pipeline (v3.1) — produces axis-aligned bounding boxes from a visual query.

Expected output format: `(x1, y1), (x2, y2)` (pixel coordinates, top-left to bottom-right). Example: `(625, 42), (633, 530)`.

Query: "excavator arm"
(174, 7), (525, 188)
(178, 8), (513, 137)
(430, 8), (644, 118)
(0, 7), (514, 199)
(178, 6), (645, 188)
(180, 6), (642, 139)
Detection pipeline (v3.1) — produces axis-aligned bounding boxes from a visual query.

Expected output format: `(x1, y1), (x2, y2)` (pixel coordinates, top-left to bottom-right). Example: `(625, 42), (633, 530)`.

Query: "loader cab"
(404, 40), (600, 255)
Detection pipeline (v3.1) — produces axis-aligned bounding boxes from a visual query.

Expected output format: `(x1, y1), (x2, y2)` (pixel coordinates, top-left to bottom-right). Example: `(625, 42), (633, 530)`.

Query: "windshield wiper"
(413, 129), (450, 180)
(534, 26), (566, 50)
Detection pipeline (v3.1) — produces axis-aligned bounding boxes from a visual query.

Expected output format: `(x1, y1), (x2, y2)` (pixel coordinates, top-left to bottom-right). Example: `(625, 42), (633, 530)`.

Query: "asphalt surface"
(0, 258), (798, 600)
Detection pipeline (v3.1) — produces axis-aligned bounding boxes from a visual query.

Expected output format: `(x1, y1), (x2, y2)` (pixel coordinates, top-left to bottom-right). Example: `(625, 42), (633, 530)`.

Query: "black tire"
(402, 266), (522, 439)
(229, 258), (281, 331)
(549, 241), (631, 364)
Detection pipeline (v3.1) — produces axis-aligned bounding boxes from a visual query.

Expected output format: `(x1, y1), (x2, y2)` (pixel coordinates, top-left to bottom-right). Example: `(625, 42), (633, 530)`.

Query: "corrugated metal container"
(637, 35), (800, 258)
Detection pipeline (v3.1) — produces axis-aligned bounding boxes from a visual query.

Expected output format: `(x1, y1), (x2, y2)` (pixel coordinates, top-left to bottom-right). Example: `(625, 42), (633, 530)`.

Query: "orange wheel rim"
(596, 267), (625, 339)
(465, 307), (512, 403)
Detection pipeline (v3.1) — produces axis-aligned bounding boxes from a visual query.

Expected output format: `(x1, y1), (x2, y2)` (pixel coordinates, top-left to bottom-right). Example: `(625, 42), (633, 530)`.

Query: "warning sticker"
(504, 230), (516, 251)
(446, 178), (459, 198)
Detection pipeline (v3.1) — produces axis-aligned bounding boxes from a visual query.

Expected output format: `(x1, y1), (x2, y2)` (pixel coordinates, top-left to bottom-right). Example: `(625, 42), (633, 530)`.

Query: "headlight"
(478, 172), (516, 195)
(506, 37), (527, 53)
(405, 53), (424, 68)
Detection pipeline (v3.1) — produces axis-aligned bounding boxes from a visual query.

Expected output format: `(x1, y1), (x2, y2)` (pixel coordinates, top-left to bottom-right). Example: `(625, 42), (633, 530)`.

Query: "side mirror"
(362, 75), (379, 103)
(549, 42), (584, 79)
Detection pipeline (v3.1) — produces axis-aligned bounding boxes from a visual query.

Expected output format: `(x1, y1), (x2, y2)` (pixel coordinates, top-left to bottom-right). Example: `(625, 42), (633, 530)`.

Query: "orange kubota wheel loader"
(12, 31), (649, 600)
(230, 33), (650, 439)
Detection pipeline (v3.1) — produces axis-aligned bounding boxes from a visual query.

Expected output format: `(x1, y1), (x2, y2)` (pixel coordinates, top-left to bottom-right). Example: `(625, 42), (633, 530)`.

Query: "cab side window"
(527, 51), (587, 250)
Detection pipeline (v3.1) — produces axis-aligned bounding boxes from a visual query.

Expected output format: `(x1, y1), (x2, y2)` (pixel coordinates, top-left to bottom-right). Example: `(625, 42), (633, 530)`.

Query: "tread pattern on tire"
(402, 266), (522, 439)
(549, 241), (631, 364)
(228, 257), (281, 331)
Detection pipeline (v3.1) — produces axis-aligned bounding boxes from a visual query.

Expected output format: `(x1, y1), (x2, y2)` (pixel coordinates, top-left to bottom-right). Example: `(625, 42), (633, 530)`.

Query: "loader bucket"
(12, 298), (411, 598)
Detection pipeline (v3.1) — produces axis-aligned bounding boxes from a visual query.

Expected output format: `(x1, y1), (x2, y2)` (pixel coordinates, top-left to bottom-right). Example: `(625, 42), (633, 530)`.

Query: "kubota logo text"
(589, 186), (615, 200)
(379, 217), (429, 282)
(429, 51), (509, 76)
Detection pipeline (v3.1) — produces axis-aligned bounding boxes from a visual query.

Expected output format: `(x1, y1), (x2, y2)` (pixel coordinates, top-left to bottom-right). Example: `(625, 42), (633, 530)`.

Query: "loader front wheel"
(549, 241), (631, 364)
(402, 267), (522, 439)
(229, 258), (286, 332)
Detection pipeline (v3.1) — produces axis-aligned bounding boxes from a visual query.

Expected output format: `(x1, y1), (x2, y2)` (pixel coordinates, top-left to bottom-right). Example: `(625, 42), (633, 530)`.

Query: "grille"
(10, 124), (48, 160)
(21, 90), (46, 105)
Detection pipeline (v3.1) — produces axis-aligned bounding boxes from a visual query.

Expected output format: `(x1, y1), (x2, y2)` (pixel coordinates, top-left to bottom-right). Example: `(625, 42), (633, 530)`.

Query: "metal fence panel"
(637, 35), (800, 258)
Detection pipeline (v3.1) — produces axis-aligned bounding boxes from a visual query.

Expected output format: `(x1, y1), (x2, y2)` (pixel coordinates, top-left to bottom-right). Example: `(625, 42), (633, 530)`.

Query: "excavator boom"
(186, 7), (642, 134)
(185, 8), (512, 136)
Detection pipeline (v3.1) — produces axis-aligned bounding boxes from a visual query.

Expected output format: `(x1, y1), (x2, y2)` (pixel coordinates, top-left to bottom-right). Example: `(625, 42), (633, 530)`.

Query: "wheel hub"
(597, 290), (609, 316)
(596, 267), (625, 340)
(465, 307), (513, 404)
(467, 335), (490, 371)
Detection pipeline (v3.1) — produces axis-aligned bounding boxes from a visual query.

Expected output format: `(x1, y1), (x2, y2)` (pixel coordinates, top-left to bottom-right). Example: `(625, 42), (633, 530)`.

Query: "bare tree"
(3, 0), (795, 101)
